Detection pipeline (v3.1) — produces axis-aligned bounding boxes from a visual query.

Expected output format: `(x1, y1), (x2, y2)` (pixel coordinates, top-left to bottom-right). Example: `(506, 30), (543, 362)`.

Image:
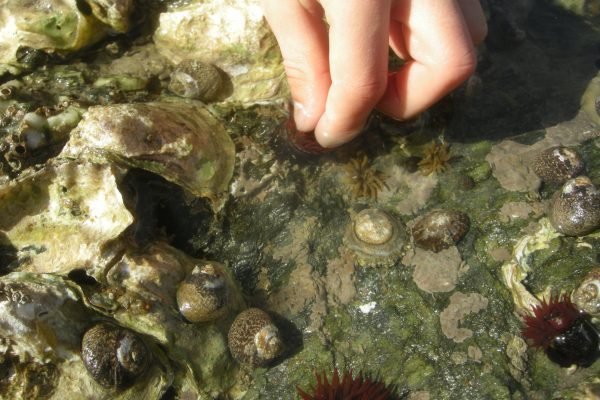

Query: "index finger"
(314, 0), (391, 148)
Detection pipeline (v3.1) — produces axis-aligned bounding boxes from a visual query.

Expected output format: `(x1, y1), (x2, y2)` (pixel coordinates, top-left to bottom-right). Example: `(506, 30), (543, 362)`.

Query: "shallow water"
(1, 0), (600, 399)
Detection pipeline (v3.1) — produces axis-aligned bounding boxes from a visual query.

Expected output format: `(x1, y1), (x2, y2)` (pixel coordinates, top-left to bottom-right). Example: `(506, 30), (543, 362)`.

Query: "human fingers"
(314, 0), (391, 148)
(379, 0), (478, 120)
(261, 0), (330, 132)
(457, 0), (488, 45)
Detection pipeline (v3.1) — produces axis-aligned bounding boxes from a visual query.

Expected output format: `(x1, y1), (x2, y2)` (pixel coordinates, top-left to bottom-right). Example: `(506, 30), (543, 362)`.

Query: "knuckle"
(333, 76), (387, 104)
(443, 49), (478, 82)
(283, 59), (329, 83)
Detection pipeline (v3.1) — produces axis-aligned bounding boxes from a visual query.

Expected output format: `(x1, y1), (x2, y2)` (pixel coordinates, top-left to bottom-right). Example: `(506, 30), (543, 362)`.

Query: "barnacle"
(342, 155), (388, 199)
(418, 140), (451, 176)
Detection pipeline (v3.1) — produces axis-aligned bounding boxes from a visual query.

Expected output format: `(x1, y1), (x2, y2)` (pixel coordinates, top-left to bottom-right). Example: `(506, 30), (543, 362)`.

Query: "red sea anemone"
(522, 293), (600, 367)
(285, 118), (333, 155)
(296, 368), (399, 400)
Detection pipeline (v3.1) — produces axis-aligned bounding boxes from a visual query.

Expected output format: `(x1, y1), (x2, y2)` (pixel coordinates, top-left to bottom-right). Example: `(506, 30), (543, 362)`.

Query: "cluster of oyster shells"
(0, 99), (284, 397)
(0, 0), (292, 396)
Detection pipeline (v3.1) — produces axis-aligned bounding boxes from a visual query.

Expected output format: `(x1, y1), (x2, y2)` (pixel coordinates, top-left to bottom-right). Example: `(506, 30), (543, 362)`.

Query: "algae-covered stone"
(153, 0), (288, 104)
(440, 292), (489, 343)
(63, 101), (235, 211)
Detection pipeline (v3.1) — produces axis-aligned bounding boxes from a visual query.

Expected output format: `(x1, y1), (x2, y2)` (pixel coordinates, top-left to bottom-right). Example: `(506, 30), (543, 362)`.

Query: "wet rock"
(440, 292), (489, 343)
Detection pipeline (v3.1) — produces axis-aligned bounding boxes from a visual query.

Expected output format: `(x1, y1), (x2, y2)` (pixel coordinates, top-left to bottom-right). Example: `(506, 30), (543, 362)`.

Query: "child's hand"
(261, 0), (487, 147)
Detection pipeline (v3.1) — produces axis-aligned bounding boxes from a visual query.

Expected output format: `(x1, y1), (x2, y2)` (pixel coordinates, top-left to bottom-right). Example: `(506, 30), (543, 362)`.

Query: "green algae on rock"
(63, 101), (235, 211)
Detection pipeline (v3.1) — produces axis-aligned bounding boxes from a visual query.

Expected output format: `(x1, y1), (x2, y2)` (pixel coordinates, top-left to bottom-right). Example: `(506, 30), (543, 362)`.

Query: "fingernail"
(293, 101), (314, 132)
(314, 114), (364, 148)
(316, 127), (362, 148)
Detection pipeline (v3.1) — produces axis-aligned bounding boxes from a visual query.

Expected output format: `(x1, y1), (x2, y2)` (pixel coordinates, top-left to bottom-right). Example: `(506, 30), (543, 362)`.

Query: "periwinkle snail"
(168, 59), (224, 102)
(549, 176), (600, 236)
(177, 262), (229, 323)
(533, 146), (585, 185)
(227, 308), (283, 367)
(81, 323), (150, 389)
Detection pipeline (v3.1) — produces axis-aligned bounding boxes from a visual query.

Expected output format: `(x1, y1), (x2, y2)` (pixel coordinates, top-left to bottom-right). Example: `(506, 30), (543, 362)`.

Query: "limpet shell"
(412, 210), (470, 252)
(344, 208), (406, 267)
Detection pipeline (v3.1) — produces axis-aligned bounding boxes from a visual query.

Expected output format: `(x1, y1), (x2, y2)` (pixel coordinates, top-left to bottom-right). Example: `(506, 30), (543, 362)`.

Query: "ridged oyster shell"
(76, 242), (246, 397)
(0, 272), (173, 399)
(63, 101), (235, 210)
(0, 0), (134, 75)
(0, 160), (133, 277)
(153, 0), (288, 104)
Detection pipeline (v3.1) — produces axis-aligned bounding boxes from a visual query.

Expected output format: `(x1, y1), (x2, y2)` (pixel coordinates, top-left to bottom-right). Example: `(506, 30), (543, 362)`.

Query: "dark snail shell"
(533, 146), (585, 184)
(81, 323), (150, 389)
(227, 308), (283, 367)
(177, 262), (230, 323)
(549, 176), (600, 236)
(412, 210), (470, 252)
(168, 59), (223, 102)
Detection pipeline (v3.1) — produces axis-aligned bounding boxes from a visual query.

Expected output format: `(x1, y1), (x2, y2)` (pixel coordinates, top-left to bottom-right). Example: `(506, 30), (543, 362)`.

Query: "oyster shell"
(77, 242), (246, 397)
(0, 0), (134, 75)
(63, 101), (235, 211)
(153, 0), (288, 104)
(86, 0), (135, 33)
(0, 160), (133, 277)
(0, 272), (173, 399)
